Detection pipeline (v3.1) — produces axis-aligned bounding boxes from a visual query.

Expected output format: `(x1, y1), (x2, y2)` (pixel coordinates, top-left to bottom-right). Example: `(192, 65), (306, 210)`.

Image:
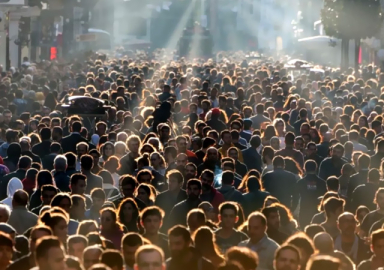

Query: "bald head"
(313, 232), (334, 253)
(12, 190), (29, 207)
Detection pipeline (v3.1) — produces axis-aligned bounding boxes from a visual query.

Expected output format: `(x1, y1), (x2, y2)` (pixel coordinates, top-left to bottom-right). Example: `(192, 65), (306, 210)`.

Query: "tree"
(321, 0), (382, 71)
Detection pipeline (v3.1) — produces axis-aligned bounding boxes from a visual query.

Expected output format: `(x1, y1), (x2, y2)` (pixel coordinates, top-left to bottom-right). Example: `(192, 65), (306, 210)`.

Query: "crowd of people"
(0, 53), (383, 270)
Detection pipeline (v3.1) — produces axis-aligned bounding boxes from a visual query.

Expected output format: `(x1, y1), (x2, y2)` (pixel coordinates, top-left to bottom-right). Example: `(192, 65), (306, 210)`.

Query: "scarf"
(334, 235), (359, 262)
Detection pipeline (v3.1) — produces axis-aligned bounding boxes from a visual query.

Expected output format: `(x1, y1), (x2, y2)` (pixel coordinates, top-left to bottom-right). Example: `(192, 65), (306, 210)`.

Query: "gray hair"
(0, 204), (11, 220)
(54, 155), (67, 171)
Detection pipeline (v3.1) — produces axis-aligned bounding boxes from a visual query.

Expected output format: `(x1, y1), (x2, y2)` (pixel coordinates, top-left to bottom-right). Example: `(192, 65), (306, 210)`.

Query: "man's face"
(377, 193), (384, 209)
(223, 133), (232, 145)
(373, 239), (384, 259)
(274, 249), (301, 270)
(248, 217), (266, 241)
(73, 200), (86, 218)
(59, 198), (71, 213)
(185, 165), (196, 180)
(123, 244), (140, 267)
(169, 235), (189, 258)
(135, 251), (164, 270)
(228, 150), (238, 161)
(97, 124), (106, 136)
(121, 184), (135, 198)
(220, 209), (237, 229)
(176, 155), (188, 167)
(30, 229), (51, 253)
(267, 212), (280, 231)
(92, 197), (105, 210)
(139, 174), (152, 184)
(207, 149), (218, 162)
(3, 112), (11, 124)
(69, 242), (86, 261)
(244, 109), (252, 118)
(294, 140), (304, 151)
(338, 216), (356, 236)
(331, 148), (343, 159)
(306, 146), (316, 157)
(72, 180), (86, 195)
(177, 139), (188, 153)
(187, 184), (201, 200)
(0, 209), (9, 223)
(41, 191), (56, 205)
(39, 247), (66, 270)
(129, 140), (140, 153)
(76, 146), (87, 158)
(83, 249), (101, 270)
(143, 215), (162, 235)
(300, 126), (309, 135)
(201, 174), (213, 192)
(161, 128), (170, 140)
(168, 177), (181, 192)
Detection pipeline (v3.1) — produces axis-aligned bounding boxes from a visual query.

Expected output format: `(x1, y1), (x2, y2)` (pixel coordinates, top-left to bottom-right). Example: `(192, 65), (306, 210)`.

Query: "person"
(357, 229), (384, 270)
(117, 198), (140, 232)
(6, 225), (53, 270)
(273, 245), (301, 270)
(134, 244), (165, 270)
(0, 156), (31, 200)
(52, 155), (71, 192)
(218, 170), (244, 203)
(155, 170), (187, 227)
(371, 140), (384, 169)
(250, 103), (271, 130)
(80, 154), (103, 194)
(0, 232), (15, 270)
(319, 197), (344, 239)
(275, 132), (304, 169)
(65, 257), (85, 270)
(347, 153), (371, 202)
(101, 249), (124, 270)
(31, 127), (52, 158)
(1, 177), (23, 209)
(111, 175), (146, 210)
(68, 235), (88, 262)
(34, 236), (66, 270)
(70, 173), (93, 209)
(225, 246), (258, 270)
(242, 176), (270, 217)
(206, 108), (227, 134)
(100, 208), (125, 250)
(200, 169), (224, 210)
(187, 208), (208, 234)
(262, 156), (299, 211)
(262, 206), (288, 245)
(42, 142), (62, 171)
(238, 212), (279, 270)
(166, 225), (214, 270)
(296, 160), (327, 228)
(318, 144), (347, 180)
(0, 204), (10, 223)
(360, 188), (384, 237)
(122, 233), (145, 270)
(334, 212), (370, 265)
(8, 190), (38, 234)
(61, 121), (89, 154)
(70, 195), (86, 221)
(83, 245), (103, 270)
(227, 147), (248, 177)
(192, 226), (225, 267)
(31, 184), (58, 215)
(118, 135), (141, 175)
(85, 188), (105, 221)
(168, 179), (203, 228)
(351, 168), (381, 212)
(215, 202), (248, 254)
(242, 135), (262, 173)
(50, 193), (79, 235)
(306, 255), (341, 270)
(140, 206), (169, 258)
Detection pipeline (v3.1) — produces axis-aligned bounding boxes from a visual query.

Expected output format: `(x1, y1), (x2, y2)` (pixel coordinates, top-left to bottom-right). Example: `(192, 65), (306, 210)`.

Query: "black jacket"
(53, 171), (71, 192)
(21, 151), (41, 164)
(42, 153), (58, 171)
(235, 161), (248, 177)
(206, 119), (227, 134)
(61, 133), (88, 154)
(262, 168), (299, 210)
(318, 157), (346, 180)
(31, 140), (51, 158)
(168, 199), (201, 229)
(351, 183), (379, 212)
(117, 152), (137, 175)
(242, 190), (270, 217)
(241, 148), (262, 173)
(83, 171), (103, 194)
(347, 170), (369, 201)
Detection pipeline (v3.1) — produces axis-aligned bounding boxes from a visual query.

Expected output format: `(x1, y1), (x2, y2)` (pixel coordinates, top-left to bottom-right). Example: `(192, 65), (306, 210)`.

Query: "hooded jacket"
(1, 177), (23, 209)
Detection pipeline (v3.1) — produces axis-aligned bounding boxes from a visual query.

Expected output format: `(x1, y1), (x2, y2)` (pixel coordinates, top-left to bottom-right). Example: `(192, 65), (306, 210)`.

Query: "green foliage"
(321, 0), (382, 40)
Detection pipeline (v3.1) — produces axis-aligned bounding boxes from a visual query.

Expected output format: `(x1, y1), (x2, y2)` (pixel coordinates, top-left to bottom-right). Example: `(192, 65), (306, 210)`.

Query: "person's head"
(274, 245), (301, 270)
(337, 212), (356, 237)
(200, 169), (214, 192)
(100, 208), (121, 232)
(167, 170), (184, 192)
(273, 156), (285, 169)
(375, 188), (384, 209)
(68, 235), (88, 262)
(39, 210), (69, 243)
(313, 232), (335, 254)
(250, 135), (261, 149)
(122, 233), (144, 268)
(76, 142), (89, 159)
(192, 226), (220, 256)
(285, 232), (314, 269)
(0, 232), (13, 268)
(12, 189), (29, 208)
(326, 177), (339, 192)
(204, 147), (219, 163)
(285, 132), (295, 147)
(262, 206), (280, 231)
(306, 255), (340, 270)
(176, 136), (188, 153)
(70, 174), (87, 195)
(54, 155), (67, 172)
(41, 185), (58, 206)
(304, 224), (325, 240)
(219, 202), (239, 229)
(65, 256), (84, 270)
(82, 245), (103, 270)
(186, 179), (202, 200)
(331, 144), (344, 160)
(29, 225), (53, 255)
(225, 246), (258, 270)
(18, 155), (32, 170)
(134, 245), (165, 270)
(304, 160), (317, 174)
(369, 168), (381, 184)
(168, 225), (191, 258)
(117, 198), (139, 227)
(355, 206), (370, 224)
(70, 195), (86, 220)
(247, 212), (267, 242)
(35, 236), (66, 270)
(187, 208), (206, 233)
(101, 249), (124, 270)
(77, 220), (98, 236)
(80, 154), (93, 171)
(0, 205), (10, 223)
(90, 188), (105, 211)
(323, 197), (344, 220)
(140, 206), (164, 235)
(119, 175), (138, 198)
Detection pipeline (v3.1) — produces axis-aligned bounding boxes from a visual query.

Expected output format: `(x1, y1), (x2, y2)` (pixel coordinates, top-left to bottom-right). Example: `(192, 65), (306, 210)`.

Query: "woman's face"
(357, 210), (369, 223)
(123, 203), (135, 223)
(275, 122), (284, 133)
(54, 219), (68, 243)
(358, 117), (366, 127)
(271, 139), (280, 150)
(137, 188), (149, 203)
(101, 211), (114, 231)
(104, 145), (114, 157)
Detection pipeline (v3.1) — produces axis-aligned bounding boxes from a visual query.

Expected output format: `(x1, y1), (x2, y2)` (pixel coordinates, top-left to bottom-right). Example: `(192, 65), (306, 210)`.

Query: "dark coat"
(61, 133), (88, 154)
(53, 171), (71, 192)
(241, 148), (262, 173)
(31, 140), (51, 158)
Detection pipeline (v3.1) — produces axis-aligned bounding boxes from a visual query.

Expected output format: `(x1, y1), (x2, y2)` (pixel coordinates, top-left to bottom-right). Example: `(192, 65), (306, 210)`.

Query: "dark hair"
(91, 188), (106, 200)
(122, 232), (143, 247)
(272, 156), (285, 168)
(101, 249), (124, 270)
(51, 193), (72, 208)
(70, 173), (87, 186)
(168, 225), (191, 243)
(77, 220), (98, 236)
(80, 155), (93, 171)
(166, 170), (184, 184)
(140, 206), (164, 223)
(40, 127), (51, 141)
(261, 206), (279, 219)
(36, 170), (54, 189)
(323, 197), (345, 218)
(35, 236), (63, 259)
(219, 202), (239, 216)
(225, 246), (258, 270)
(187, 179), (202, 190)
(117, 198), (139, 231)
(0, 231), (13, 248)
(65, 152), (77, 168)
(275, 244), (301, 261)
